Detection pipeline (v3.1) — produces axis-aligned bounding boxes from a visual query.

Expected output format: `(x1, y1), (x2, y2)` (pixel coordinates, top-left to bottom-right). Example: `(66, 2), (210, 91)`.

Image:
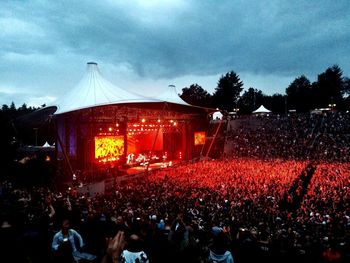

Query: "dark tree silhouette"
(312, 65), (344, 108)
(180, 84), (213, 107)
(2, 104), (9, 111)
(10, 101), (16, 111)
(286, 75), (312, 112)
(264, 93), (286, 114)
(212, 71), (243, 111)
(238, 87), (265, 114)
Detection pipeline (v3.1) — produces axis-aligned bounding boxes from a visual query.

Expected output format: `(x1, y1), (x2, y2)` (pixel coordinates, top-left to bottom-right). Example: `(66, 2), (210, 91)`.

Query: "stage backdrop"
(127, 131), (163, 155)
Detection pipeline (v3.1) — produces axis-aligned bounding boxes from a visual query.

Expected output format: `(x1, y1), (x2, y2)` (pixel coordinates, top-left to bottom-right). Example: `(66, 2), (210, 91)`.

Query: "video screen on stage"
(94, 136), (124, 162)
(194, 131), (206, 145)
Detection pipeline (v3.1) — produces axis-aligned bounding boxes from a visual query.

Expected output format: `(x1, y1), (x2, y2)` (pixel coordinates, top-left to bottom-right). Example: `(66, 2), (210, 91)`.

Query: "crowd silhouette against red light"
(0, 112), (350, 262)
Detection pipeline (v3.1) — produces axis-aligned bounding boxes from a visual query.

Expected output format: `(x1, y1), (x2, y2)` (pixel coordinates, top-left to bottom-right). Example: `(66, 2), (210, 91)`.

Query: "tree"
(238, 87), (265, 114)
(10, 101), (16, 111)
(1, 104), (9, 111)
(180, 84), (213, 107)
(313, 65), (344, 108)
(212, 71), (243, 111)
(264, 93), (286, 114)
(18, 103), (28, 112)
(286, 75), (312, 112)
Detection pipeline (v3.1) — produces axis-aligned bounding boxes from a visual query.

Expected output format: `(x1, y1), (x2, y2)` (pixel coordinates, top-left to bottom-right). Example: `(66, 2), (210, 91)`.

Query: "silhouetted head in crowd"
(126, 234), (144, 252)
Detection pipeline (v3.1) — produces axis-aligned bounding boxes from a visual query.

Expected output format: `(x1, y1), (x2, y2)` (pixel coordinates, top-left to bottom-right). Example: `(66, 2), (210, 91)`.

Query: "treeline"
(0, 102), (42, 145)
(180, 65), (350, 114)
(1, 102), (41, 114)
(0, 103), (54, 182)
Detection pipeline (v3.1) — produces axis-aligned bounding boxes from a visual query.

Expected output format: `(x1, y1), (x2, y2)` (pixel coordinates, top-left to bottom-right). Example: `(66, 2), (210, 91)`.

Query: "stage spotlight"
(108, 127), (113, 132)
(141, 118), (146, 123)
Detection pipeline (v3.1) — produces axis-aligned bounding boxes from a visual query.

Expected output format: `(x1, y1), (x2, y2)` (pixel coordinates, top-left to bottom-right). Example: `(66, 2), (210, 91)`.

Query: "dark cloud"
(0, 0), (349, 105)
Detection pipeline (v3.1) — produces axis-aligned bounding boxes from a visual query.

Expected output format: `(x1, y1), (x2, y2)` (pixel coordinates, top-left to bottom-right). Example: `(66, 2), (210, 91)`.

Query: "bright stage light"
(141, 118), (146, 123)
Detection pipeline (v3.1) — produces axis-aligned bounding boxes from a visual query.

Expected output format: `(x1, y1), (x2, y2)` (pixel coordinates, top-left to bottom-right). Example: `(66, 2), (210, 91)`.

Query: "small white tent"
(212, 111), (223, 120)
(252, 105), (271, 114)
(42, 141), (51, 148)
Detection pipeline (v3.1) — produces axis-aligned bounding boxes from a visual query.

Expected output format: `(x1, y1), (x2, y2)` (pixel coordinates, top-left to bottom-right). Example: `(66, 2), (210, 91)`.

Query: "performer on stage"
(127, 153), (134, 164)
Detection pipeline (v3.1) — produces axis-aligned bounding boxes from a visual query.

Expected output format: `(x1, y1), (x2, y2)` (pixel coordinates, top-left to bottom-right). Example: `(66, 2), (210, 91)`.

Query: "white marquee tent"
(212, 111), (223, 120)
(54, 62), (161, 115)
(252, 105), (271, 114)
(42, 141), (51, 148)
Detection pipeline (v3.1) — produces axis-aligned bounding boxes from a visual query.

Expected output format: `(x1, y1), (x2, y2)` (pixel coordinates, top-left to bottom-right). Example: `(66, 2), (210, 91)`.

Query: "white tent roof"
(54, 62), (160, 114)
(252, 105), (271, 113)
(154, 85), (190, 106)
(42, 141), (51, 147)
(212, 111), (223, 120)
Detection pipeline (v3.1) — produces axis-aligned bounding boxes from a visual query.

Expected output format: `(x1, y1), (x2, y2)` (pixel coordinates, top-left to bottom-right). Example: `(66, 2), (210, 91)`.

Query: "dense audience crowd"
(227, 112), (350, 162)
(0, 112), (350, 262)
(1, 159), (349, 262)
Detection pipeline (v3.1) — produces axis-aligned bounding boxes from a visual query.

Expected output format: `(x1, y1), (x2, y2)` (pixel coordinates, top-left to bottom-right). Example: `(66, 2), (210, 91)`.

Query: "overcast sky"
(1, 0), (349, 107)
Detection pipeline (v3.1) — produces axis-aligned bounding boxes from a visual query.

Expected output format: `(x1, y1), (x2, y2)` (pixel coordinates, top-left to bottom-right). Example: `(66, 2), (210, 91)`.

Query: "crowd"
(226, 112), (350, 162)
(1, 158), (349, 262)
(0, 111), (350, 262)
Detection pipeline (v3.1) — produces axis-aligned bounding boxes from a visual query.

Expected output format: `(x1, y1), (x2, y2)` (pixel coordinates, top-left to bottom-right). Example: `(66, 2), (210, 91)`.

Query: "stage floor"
(123, 160), (179, 175)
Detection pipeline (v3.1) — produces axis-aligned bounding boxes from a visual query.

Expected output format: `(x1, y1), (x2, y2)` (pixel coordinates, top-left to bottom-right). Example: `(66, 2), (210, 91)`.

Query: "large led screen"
(194, 131), (206, 145)
(95, 136), (124, 162)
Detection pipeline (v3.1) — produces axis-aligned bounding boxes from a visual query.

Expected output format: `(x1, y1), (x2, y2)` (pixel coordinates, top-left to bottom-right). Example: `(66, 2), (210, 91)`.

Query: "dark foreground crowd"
(1, 159), (349, 263)
(1, 112), (350, 263)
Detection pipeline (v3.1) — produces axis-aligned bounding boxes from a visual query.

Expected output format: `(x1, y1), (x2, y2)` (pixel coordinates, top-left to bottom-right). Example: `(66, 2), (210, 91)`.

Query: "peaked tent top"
(42, 141), (51, 147)
(252, 105), (271, 113)
(54, 62), (161, 114)
(212, 111), (223, 120)
(154, 85), (190, 106)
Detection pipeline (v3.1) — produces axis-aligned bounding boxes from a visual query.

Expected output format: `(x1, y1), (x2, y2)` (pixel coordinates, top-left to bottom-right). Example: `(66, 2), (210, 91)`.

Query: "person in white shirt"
(120, 234), (149, 263)
(52, 219), (96, 262)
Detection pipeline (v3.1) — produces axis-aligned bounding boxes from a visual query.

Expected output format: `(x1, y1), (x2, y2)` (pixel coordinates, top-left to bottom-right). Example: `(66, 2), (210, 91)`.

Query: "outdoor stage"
(120, 160), (180, 175)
